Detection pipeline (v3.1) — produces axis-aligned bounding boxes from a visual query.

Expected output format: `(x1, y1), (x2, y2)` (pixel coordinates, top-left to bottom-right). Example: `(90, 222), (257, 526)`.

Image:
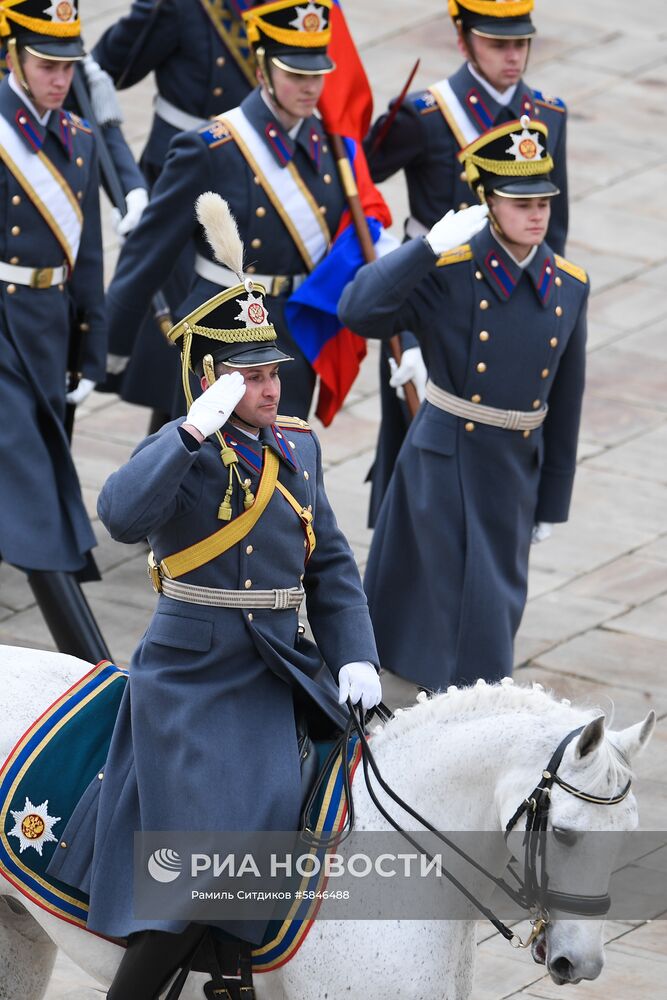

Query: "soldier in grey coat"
(339, 117), (588, 693)
(48, 195), (381, 999)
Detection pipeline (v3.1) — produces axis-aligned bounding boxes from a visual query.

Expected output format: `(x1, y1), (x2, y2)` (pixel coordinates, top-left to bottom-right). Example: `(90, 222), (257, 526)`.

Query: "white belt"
(154, 95), (208, 133)
(195, 254), (307, 296)
(161, 578), (305, 610)
(405, 215), (429, 239)
(0, 260), (68, 288)
(425, 379), (548, 431)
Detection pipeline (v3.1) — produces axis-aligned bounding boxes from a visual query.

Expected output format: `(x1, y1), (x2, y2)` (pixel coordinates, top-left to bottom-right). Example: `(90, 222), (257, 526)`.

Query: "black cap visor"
(465, 14), (535, 39)
(219, 344), (294, 368)
(23, 39), (85, 61)
(270, 51), (334, 75)
(491, 177), (560, 198)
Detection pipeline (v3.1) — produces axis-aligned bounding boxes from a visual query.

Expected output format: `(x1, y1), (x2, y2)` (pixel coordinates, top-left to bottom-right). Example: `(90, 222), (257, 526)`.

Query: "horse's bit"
(337, 709), (632, 950)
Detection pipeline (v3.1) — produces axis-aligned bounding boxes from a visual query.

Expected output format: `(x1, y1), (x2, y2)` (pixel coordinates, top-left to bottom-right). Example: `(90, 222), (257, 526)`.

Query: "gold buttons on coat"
(459, 202), (469, 210)
(251, 237), (261, 249)
(555, 276), (562, 287)
(464, 422), (475, 432)
(490, 259), (499, 268)
(80, 321), (90, 332)
(479, 330), (489, 341)
(532, 399), (541, 409)
(6, 284), (16, 294)
(288, 440), (295, 448)
(11, 194), (20, 206)
(246, 544), (253, 555)
(244, 579), (252, 589)
(9, 256), (19, 265)
(248, 613), (253, 621)
(98, 772), (104, 780)
(460, 170), (467, 181)
(541, 368), (549, 379)
(11, 225), (20, 236)
(76, 156), (84, 167)
(246, 264), (256, 273)
(212, 86), (223, 97)
(60, 841), (67, 849)
(479, 299), (489, 310)
(256, 206), (266, 217)
(253, 175), (260, 185)
(303, 470), (310, 480)
(319, 205), (327, 214)
(268, 128), (277, 138)
(523, 430), (531, 439)
(323, 173), (332, 184)
(216, 56), (226, 67)
(303, 539), (308, 548)
(18, 115), (26, 125)
(275, 431), (283, 438)
(545, 266), (552, 275)
(550, 337), (558, 348)
(77, 190), (83, 200)
(471, 394), (481, 403)
(555, 305), (563, 317)
(469, 95), (478, 104)
(476, 362), (487, 373)
(475, 270), (482, 280)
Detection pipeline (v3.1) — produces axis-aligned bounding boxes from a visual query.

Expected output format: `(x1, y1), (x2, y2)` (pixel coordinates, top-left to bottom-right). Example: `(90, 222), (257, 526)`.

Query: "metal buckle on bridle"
(511, 913), (549, 949)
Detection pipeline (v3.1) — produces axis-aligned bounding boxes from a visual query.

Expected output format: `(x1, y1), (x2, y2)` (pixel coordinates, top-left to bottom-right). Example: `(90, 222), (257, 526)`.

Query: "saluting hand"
(185, 371), (247, 440)
(426, 204), (489, 256)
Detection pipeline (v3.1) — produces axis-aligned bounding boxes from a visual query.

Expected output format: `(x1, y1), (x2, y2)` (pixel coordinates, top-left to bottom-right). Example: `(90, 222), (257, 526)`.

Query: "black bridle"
(303, 706), (632, 949)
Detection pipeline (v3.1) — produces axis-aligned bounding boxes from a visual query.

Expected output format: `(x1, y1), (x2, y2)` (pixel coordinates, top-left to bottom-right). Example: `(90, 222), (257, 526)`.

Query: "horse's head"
(505, 710), (655, 985)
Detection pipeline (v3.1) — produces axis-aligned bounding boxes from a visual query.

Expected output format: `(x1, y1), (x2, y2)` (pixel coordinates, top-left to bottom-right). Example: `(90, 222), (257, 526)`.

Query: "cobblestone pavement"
(0, 2), (665, 997)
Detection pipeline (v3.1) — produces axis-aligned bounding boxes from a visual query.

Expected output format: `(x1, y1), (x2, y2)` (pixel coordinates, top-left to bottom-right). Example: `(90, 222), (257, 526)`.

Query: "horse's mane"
(374, 679), (634, 789)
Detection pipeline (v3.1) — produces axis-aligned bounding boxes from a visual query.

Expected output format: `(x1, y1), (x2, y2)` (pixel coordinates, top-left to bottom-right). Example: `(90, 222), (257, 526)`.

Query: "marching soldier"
(0, 0), (111, 661)
(48, 194), (381, 998)
(339, 116), (588, 692)
(103, 0), (384, 420)
(93, 0), (258, 428)
(364, 0), (570, 524)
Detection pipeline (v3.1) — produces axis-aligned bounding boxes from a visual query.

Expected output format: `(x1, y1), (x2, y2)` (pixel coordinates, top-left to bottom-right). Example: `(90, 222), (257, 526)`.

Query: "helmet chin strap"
(7, 38), (34, 100)
(476, 184), (507, 241)
(256, 46), (290, 116)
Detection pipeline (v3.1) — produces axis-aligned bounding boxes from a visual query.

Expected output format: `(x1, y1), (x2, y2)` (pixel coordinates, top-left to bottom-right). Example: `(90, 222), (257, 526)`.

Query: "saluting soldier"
(48, 194), (381, 998)
(339, 117), (588, 693)
(0, 0), (111, 661)
(104, 0), (377, 420)
(93, 0), (258, 429)
(364, 0), (570, 525)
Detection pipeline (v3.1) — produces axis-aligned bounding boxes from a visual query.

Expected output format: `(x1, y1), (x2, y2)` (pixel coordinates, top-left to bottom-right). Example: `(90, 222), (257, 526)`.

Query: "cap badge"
(290, 3), (327, 32)
(45, 1), (76, 22)
(235, 291), (268, 326)
(506, 124), (543, 163)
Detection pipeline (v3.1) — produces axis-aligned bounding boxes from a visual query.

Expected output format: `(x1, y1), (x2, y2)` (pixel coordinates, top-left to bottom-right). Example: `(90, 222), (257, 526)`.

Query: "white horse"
(0, 646), (656, 1000)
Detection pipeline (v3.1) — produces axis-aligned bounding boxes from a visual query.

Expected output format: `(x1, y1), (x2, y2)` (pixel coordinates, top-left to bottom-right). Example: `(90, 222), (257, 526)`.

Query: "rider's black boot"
(27, 571), (112, 663)
(107, 924), (207, 1000)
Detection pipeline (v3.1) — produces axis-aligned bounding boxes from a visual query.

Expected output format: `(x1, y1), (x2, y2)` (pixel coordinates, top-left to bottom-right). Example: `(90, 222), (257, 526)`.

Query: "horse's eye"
(552, 827), (578, 846)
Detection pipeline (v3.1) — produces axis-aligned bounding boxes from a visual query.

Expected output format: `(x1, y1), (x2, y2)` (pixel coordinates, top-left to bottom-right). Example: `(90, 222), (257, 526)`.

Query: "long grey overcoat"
(338, 228), (588, 690)
(47, 417), (378, 940)
(0, 79), (106, 574)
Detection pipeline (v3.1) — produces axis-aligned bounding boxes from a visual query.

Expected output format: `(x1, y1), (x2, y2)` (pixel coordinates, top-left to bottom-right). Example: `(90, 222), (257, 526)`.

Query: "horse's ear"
(575, 716), (606, 759)
(612, 711), (656, 762)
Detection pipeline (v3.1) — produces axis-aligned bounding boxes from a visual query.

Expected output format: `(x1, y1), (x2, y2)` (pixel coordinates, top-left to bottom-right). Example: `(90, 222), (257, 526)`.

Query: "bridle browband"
(307, 707), (633, 949)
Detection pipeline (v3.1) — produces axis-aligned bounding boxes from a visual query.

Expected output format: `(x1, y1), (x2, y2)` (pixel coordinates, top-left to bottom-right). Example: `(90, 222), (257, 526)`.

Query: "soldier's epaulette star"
(65, 111), (92, 134)
(198, 118), (233, 149)
(532, 90), (566, 113)
(555, 254), (588, 284)
(412, 91), (438, 115)
(436, 244), (473, 267)
(275, 415), (311, 432)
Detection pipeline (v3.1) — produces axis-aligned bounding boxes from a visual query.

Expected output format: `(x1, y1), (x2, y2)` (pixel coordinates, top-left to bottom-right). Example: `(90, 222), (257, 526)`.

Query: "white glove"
(107, 353), (129, 376)
(426, 204), (489, 256)
(388, 346), (427, 402)
(81, 54), (123, 127)
(531, 522), (553, 544)
(66, 377), (96, 405)
(337, 661), (382, 712)
(186, 371), (246, 439)
(112, 187), (150, 237)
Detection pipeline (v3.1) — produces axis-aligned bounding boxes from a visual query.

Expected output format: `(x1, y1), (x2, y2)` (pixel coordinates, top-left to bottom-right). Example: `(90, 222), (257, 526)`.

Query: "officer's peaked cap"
(459, 116), (559, 198)
(449, 0), (535, 39)
(0, 0), (84, 60)
(243, 0), (335, 75)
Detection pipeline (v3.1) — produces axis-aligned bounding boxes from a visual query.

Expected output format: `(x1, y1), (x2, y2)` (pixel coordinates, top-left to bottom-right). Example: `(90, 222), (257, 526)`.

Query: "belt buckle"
(147, 551), (162, 594)
(31, 267), (54, 289)
(270, 275), (291, 297)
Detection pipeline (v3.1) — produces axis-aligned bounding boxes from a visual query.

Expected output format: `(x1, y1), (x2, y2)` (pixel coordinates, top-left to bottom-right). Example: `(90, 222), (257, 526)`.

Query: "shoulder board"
(436, 244), (473, 267)
(555, 254), (588, 284)
(65, 111), (92, 134)
(412, 91), (438, 115)
(531, 90), (566, 113)
(275, 415), (311, 432)
(198, 117), (234, 149)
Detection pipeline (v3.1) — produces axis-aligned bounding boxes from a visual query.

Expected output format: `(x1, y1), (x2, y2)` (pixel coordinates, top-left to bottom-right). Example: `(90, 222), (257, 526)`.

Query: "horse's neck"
(356, 713), (536, 832)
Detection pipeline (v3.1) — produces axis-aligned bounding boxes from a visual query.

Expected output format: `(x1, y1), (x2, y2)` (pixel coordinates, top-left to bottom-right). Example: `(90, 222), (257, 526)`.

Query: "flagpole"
(330, 133), (420, 419)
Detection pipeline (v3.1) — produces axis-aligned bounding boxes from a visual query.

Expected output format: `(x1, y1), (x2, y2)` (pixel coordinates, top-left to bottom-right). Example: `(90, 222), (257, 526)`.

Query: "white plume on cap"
(195, 192), (245, 282)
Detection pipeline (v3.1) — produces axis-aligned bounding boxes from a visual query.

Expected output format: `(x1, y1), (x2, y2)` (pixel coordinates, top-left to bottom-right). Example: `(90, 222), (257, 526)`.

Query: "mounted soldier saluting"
(0, 0), (111, 662)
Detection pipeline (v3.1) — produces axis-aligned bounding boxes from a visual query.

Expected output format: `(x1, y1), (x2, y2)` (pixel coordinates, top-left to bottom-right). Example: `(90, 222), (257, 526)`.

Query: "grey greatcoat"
(48, 417), (378, 940)
(338, 228), (588, 691)
(0, 78), (106, 575)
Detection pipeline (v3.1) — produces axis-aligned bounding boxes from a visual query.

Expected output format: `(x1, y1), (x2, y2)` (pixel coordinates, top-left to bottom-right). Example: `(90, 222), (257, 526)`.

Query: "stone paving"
(0, 1), (665, 996)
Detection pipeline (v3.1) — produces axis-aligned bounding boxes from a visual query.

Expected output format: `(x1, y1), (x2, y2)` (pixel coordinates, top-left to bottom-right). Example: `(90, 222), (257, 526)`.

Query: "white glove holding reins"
(112, 187), (150, 237)
(425, 204), (489, 256)
(338, 661), (382, 712)
(388, 346), (427, 402)
(531, 522), (553, 544)
(185, 371), (246, 439)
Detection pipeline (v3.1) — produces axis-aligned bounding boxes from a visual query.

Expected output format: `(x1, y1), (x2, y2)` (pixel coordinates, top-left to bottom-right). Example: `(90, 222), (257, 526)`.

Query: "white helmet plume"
(195, 192), (246, 286)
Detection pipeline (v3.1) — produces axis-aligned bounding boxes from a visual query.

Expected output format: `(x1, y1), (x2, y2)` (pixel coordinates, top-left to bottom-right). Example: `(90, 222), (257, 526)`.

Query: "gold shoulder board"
(276, 415), (311, 431)
(555, 254), (588, 284)
(436, 244), (473, 267)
